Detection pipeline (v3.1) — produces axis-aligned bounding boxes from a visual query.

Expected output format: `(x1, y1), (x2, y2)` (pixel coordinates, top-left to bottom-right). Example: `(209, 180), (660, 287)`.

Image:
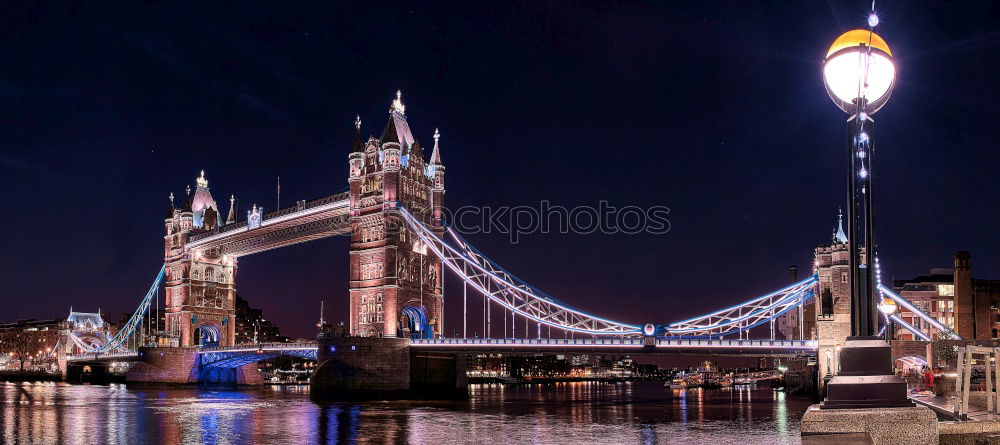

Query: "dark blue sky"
(1, 1), (997, 338)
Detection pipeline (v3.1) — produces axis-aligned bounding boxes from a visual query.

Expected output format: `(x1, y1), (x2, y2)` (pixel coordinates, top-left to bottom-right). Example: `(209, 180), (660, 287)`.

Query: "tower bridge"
(54, 92), (958, 392)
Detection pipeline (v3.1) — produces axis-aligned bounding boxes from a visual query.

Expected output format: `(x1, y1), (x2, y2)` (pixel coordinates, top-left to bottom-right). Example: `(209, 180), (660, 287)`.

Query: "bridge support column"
(311, 337), (466, 400)
(65, 362), (112, 384)
(199, 363), (265, 386)
(125, 347), (200, 386)
(816, 314), (851, 395)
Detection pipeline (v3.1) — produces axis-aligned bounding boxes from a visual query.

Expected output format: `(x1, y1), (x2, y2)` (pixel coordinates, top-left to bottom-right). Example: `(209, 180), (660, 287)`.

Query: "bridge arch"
(400, 305), (430, 339)
(194, 324), (221, 347)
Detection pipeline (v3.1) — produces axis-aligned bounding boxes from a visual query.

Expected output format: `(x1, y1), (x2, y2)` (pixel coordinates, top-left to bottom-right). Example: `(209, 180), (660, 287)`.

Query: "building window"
(205, 268), (215, 282)
(937, 284), (955, 297)
(841, 273), (848, 283)
(821, 288), (834, 316)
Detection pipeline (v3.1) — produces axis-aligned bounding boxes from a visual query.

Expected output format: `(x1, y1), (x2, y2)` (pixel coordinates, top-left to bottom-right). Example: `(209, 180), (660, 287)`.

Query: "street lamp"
(823, 28), (895, 336)
(877, 297), (897, 317)
(819, 21), (912, 410)
(823, 30), (895, 116)
(878, 296), (898, 341)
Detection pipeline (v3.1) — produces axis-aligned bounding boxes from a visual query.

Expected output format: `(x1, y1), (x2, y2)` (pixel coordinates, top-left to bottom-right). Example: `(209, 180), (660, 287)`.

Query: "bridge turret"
(381, 112), (402, 209)
(165, 192), (176, 221)
(164, 192), (179, 258)
(190, 170), (219, 230)
(225, 195), (236, 225)
(429, 128), (446, 226)
(180, 184), (194, 232)
(349, 115), (364, 176)
(165, 192), (177, 232)
(349, 115), (365, 216)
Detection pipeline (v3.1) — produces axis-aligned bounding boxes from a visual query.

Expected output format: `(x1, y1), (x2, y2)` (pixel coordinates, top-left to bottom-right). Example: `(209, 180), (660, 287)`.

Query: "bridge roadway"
(185, 192), (351, 257)
(67, 338), (816, 363)
(409, 338), (818, 356)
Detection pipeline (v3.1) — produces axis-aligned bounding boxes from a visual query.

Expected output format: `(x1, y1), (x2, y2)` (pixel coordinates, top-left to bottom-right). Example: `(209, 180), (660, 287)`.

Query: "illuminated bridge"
(55, 93), (959, 387)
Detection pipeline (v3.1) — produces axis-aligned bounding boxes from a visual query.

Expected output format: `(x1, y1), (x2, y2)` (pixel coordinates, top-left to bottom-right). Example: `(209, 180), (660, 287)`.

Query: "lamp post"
(819, 20), (913, 410)
(823, 28), (895, 337)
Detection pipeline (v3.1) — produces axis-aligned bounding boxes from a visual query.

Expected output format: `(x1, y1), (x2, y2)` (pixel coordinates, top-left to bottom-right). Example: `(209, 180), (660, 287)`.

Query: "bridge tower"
(163, 172), (237, 347)
(814, 211), (853, 387)
(348, 92), (445, 338)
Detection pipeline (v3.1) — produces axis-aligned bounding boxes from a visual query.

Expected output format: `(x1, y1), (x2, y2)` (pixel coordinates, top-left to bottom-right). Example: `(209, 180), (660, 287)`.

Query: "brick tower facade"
(814, 211), (853, 383)
(953, 251), (1000, 339)
(163, 172), (237, 347)
(953, 251), (976, 339)
(348, 92), (445, 338)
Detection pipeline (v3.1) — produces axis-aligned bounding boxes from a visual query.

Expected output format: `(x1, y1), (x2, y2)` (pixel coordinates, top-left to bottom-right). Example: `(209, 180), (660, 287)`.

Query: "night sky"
(2, 2), (997, 339)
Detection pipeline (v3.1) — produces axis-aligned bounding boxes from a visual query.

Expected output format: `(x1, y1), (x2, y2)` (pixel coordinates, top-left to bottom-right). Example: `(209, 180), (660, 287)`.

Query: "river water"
(1, 381), (812, 444)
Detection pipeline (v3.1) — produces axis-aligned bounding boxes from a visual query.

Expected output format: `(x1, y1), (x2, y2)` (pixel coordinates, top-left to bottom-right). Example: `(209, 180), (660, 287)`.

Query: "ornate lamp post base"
(820, 337), (913, 409)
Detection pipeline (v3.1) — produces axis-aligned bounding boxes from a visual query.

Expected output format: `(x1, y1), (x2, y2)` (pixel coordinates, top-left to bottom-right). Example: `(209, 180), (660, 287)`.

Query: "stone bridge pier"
(125, 347), (263, 386)
(310, 337), (467, 400)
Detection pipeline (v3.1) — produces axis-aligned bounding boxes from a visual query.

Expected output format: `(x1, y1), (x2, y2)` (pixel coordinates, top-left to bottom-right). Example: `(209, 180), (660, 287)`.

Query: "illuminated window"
(937, 285), (954, 297)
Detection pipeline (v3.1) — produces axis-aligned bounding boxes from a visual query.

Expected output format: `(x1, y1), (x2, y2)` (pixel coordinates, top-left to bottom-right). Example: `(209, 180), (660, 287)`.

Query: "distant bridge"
(66, 338), (816, 366)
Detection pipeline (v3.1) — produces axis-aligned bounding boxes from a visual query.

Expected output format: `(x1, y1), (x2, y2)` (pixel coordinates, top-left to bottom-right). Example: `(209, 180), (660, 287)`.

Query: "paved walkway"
(910, 390), (1000, 421)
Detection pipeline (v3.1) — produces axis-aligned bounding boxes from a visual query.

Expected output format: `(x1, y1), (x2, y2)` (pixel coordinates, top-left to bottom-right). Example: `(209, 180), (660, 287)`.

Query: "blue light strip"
(889, 313), (933, 341)
(71, 266), (165, 353)
(667, 275), (818, 326)
(401, 208), (641, 334)
(670, 289), (815, 338)
(443, 225), (640, 329)
(436, 208), (818, 337)
(101, 265), (165, 351)
(413, 206), (823, 339)
(877, 283), (961, 339)
(665, 286), (813, 333)
(448, 228), (573, 306)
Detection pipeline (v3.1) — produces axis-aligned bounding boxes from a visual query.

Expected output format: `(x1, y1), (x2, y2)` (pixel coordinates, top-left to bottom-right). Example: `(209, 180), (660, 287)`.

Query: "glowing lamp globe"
(877, 297), (897, 316)
(823, 30), (895, 114)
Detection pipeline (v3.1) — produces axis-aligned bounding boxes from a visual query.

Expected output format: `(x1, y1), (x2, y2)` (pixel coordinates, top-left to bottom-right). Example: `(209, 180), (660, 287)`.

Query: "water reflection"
(1, 381), (811, 444)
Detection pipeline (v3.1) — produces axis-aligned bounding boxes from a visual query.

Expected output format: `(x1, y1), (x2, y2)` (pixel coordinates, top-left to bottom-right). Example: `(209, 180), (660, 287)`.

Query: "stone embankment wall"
(126, 347), (200, 385)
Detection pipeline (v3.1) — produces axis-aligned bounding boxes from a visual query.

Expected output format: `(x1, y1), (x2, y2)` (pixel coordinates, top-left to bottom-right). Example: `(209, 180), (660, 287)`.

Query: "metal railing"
(198, 342), (318, 353)
(409, 337), (817, 350)
(66, 351), (140, 361)
(188, 191), (350, 243)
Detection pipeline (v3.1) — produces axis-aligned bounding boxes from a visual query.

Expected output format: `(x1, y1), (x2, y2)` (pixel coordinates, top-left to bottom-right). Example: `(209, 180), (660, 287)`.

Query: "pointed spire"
(165, 192), (176, 219)
(352, 114), (364, 153)
(380, 113), (400, 144)
(226, 194), (236, 224)
(390, 89), (405, 115)
(196, 170), (208, 188)
(183, 185), (193, 212)
(834, 208), (848, 244)
(430, 128), (442, 164)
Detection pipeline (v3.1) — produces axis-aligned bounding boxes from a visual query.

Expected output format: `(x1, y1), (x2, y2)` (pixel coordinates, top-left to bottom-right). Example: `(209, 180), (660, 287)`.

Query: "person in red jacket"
(922, 366), (934, 392)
